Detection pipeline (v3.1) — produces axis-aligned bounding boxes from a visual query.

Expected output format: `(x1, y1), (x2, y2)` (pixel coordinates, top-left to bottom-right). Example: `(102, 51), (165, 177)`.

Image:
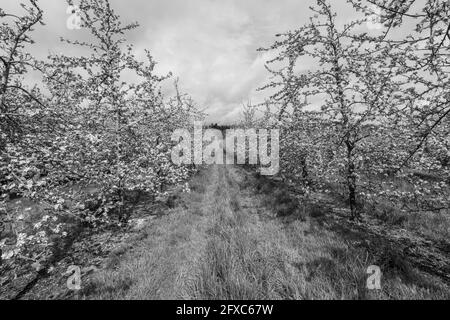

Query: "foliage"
(259, 0), (449, 220)
(0, 0), (202, 272)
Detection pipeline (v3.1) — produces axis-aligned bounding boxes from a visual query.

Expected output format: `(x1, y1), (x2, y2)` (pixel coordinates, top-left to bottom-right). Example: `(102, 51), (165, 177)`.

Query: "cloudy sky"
(3, 0), (362, 123)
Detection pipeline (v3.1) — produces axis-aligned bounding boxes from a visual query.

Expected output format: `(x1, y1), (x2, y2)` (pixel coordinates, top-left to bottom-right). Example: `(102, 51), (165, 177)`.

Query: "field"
(1, 0), (449, 301)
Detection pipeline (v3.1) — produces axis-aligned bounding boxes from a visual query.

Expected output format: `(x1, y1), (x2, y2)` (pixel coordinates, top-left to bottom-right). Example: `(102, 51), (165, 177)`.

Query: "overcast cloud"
(2, 0), (361, 123)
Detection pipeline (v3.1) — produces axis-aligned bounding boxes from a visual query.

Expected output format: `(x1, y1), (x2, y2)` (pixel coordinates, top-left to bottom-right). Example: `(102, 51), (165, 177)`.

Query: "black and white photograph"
(0, 0), (449, 305)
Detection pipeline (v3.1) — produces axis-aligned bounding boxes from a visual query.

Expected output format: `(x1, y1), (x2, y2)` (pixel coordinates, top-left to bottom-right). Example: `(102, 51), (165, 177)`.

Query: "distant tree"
(241, 101), (258, 129)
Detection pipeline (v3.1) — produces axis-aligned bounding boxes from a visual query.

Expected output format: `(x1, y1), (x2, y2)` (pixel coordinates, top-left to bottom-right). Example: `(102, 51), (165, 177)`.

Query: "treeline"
(250, 0), (449, 221)
(0, 0), (202, 268)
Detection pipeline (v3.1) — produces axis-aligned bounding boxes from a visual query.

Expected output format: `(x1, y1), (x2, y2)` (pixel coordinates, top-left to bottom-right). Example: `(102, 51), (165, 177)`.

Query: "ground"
(4, 146), (448, 300)
(55, 163), (447, 300)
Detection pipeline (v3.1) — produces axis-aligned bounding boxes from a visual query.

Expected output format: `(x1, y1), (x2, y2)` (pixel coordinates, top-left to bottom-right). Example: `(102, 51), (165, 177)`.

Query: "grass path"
(84, 164), (450, 300)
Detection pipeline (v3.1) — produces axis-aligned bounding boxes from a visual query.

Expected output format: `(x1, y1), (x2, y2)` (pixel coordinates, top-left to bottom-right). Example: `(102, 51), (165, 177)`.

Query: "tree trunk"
(345, 140), (359, 220)
(347, 162), (358, 220)
(300, 153), (308, 180)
